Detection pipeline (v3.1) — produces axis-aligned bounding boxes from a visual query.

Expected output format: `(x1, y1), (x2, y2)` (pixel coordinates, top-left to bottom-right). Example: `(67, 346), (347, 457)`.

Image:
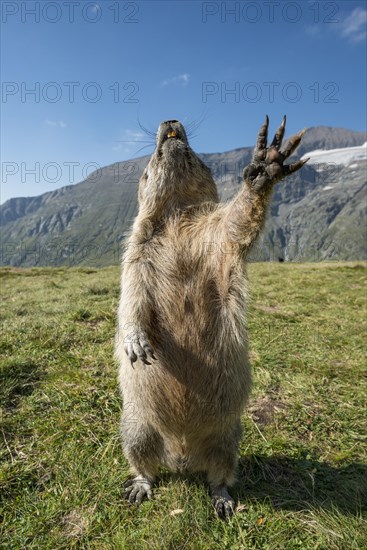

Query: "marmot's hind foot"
(124, 476), (153, 505)
(211, 485), (235, 520)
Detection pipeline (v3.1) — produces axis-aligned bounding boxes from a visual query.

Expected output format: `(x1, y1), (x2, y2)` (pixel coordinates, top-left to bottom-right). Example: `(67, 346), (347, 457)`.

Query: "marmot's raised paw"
(243, 115), (309, 192)
(124, 477), (153, 505)
(124, 327), (156, 367)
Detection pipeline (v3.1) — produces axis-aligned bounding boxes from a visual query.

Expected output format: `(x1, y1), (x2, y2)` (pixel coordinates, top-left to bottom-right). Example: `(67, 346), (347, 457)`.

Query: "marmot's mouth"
(156, 120), (189, 153)
(161, 131), (184, 148)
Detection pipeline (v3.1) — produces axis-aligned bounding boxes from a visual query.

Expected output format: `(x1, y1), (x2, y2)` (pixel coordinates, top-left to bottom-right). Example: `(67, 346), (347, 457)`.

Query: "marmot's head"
(138, 120), (219, 212)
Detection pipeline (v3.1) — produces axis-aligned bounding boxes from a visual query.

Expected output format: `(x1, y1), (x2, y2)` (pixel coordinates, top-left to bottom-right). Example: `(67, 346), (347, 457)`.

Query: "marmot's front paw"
(243, 115), (309, 192)
(124, 327), (156, 367)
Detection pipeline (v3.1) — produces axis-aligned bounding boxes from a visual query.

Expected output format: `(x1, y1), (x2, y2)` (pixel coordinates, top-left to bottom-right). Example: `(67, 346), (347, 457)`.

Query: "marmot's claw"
(284, 157), (310, 175)
(140, 336), (156, 362)
(124, 478), (153, 505)
(244, 115), (309, 192)
(210, 485), (235, 520)
(212, 495), (235, 520)
(270, 114), (286, 149)
(124, 330), (156, 367)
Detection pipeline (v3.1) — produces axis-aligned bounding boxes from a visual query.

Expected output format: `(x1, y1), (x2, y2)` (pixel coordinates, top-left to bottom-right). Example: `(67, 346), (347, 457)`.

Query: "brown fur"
(115, 118), (306, 515)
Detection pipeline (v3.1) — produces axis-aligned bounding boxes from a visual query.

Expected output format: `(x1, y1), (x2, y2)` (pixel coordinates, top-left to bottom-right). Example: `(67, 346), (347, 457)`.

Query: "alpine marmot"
(115, 116), (307, 518)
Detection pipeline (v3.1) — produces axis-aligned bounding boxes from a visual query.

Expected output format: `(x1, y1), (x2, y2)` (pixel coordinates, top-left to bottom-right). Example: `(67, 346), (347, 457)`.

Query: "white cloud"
(45, 119), (67, 128)
(112, 144), (124, 152)
(305, 25), (320, 38)
(112, 129), (147, 152)
(161, 73), (190, 87)
(337, 7), (367, 43)
(306, 7), (366, 44)
(125, 129), (145, 140)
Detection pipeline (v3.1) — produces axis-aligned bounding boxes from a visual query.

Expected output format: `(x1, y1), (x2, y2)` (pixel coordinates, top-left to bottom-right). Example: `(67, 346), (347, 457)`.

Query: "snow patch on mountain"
(301, 142), (367, 166)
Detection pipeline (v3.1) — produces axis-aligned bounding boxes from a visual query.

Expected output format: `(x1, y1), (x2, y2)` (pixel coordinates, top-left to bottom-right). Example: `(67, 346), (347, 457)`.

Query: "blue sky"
(1, 0), (366, 203)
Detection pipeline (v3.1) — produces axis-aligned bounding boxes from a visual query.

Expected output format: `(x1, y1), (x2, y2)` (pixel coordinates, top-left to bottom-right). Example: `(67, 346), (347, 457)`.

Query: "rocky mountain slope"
(1, 126), (366, 266)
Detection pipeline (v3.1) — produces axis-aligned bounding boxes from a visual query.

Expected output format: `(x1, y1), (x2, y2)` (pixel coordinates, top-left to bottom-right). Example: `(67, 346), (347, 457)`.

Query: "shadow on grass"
(122, 456), (366, 518)
(233, 455), (366, 515)
(0, 358), (42, 410)
(0, 360), (47, 503)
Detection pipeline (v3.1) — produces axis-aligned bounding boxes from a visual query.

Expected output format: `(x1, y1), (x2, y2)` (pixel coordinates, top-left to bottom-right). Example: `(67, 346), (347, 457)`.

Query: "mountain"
(1, 127), (366, 267)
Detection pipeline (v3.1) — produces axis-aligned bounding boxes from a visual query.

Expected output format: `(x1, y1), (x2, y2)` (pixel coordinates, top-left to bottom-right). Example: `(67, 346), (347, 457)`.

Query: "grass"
(1, 262), (366, 549)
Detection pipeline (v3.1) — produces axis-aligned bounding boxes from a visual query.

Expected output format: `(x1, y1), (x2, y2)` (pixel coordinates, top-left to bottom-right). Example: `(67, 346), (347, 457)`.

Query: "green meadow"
(1, 263), (366, 549)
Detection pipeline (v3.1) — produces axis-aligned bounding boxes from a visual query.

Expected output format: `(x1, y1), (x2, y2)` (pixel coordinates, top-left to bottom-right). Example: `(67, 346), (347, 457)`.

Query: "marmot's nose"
(162, 120), (179, 125)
